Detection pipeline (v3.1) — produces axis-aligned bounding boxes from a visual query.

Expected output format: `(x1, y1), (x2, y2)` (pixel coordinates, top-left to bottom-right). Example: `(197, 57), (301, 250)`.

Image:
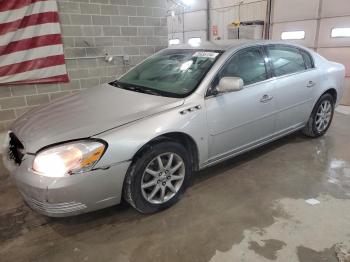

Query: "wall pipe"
(207, 0), (210, 41)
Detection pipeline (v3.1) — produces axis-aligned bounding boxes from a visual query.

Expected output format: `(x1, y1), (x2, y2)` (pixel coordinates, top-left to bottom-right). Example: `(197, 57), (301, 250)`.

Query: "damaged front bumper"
(2, 153), (130, 217)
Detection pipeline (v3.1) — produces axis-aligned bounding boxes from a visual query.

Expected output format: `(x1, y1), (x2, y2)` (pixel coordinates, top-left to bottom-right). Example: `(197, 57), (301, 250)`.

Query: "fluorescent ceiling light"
(169, 39), (180, 45)
(331, 27), (350, 38)
(188, 37), (201, 47)
(281, 31), (305, 40)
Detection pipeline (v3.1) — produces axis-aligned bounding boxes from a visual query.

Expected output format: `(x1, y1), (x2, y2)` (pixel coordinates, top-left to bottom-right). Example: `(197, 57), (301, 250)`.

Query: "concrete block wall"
(0, 0), (168, 130)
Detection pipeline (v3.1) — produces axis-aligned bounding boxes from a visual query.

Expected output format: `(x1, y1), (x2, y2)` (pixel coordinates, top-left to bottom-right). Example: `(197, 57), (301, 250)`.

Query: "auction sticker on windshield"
(193, 52), (219, 59)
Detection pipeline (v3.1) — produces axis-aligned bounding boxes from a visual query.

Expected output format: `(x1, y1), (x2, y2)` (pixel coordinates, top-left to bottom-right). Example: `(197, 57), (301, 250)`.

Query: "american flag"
(0, 0), (69, 85)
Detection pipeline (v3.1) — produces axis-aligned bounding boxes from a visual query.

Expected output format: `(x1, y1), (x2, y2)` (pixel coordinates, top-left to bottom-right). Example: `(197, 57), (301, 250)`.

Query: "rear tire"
(302, 93), (334, 138)
(123, 141), (191, 214)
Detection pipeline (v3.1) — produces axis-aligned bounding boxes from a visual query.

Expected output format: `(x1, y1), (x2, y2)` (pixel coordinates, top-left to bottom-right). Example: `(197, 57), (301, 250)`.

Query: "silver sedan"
(3, 40), (345, 217)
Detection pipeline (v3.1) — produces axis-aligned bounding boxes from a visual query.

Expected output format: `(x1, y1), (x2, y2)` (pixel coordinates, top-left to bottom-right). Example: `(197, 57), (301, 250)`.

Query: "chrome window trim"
(205, 66), (317, 100)
(205, 43), (317, 100)
(271, 67), (317, 81)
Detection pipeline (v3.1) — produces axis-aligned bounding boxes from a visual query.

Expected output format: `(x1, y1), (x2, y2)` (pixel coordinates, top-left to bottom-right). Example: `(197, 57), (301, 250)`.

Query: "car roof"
(167, 39), (308, 52)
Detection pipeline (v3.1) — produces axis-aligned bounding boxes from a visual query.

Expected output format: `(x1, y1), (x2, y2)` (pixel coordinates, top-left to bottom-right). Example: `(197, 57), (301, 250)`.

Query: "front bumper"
(2, 153), (131, 217)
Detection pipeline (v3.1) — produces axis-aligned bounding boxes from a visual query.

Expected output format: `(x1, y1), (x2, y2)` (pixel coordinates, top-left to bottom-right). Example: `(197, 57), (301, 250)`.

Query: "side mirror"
(216, 77), (244, 93)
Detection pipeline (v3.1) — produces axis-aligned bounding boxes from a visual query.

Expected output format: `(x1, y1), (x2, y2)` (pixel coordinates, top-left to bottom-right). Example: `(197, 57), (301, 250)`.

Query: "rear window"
(267, 45), (307, 77)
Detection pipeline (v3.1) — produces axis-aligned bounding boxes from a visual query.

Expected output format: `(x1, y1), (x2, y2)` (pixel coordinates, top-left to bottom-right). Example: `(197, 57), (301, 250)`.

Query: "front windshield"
(114, 49), (222, 98)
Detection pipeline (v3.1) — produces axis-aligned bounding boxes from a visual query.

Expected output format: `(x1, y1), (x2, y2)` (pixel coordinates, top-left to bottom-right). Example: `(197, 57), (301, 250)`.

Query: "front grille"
(8, 132), (25, 165)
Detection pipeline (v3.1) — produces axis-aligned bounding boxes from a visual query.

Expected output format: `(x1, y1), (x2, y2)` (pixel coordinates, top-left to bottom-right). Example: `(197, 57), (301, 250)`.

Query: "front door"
(205, 46), (277, 162)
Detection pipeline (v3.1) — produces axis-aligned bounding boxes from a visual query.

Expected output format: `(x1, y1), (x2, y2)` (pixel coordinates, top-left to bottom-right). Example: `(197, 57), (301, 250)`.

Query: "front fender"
(93, 100), (208, 168)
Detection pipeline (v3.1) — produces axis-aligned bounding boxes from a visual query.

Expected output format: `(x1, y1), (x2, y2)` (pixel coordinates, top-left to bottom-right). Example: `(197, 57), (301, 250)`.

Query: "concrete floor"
(1, 112), (350, 262)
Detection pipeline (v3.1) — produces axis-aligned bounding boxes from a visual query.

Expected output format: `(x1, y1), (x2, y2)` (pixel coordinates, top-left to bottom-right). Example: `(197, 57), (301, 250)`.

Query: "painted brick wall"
(0, 0), (168, 131)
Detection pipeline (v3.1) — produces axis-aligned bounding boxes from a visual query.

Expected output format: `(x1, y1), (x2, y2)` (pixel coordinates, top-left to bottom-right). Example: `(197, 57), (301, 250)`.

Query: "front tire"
(123, 141), (191, 214)
(302, 93), (334, 138)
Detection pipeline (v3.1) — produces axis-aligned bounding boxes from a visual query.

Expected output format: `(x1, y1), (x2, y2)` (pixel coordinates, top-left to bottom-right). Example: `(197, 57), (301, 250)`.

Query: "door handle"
(260, 94), (273, 103)
(307, 81), (316, 88)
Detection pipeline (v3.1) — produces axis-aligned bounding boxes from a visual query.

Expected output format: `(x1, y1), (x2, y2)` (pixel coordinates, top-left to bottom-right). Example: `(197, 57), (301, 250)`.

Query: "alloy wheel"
(315, 100), (332, 133)
(141, 152), (185, 204)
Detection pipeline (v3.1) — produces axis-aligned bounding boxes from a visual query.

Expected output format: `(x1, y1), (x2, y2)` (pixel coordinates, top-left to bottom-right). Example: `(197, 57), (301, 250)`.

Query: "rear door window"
(267, 45), (307, 77)
(300, 49), (314, 69)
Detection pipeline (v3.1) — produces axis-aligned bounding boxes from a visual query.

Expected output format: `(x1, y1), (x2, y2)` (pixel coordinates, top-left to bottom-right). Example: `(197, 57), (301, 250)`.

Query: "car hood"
(11, 83), (184, 153)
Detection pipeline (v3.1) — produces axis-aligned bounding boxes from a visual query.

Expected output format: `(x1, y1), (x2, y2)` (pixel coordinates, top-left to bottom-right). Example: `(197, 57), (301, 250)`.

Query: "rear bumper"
(2, 153), (130, 217)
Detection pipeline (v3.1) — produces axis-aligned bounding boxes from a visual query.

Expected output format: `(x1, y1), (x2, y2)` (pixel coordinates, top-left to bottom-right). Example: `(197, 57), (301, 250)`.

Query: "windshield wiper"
(109, 81), (161, 96)
(126, 86), (161, 96)
(109, 80), (123, 88)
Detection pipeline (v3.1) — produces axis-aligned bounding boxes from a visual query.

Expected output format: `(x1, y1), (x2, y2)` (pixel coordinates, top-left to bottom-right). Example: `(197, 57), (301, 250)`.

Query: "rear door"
(266, 44), (316, 133)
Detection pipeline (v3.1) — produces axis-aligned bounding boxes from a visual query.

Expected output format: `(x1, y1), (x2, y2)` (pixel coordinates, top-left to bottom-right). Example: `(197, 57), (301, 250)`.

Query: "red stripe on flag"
(0, 0), (47, 12)
(0, 12), (59, 36)
(0, 34), (62, 56)
(0, 0), (68, 85)
(2, 74), (69, 85)
(0, 55), (65, 77)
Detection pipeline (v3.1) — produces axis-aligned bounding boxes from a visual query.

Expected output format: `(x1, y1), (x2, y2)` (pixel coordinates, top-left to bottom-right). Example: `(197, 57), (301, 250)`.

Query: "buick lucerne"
(3, 40), (345, 217)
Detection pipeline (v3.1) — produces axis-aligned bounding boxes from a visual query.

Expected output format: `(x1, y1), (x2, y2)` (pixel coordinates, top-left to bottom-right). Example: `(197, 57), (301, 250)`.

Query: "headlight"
(32, 140), (106, 178)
